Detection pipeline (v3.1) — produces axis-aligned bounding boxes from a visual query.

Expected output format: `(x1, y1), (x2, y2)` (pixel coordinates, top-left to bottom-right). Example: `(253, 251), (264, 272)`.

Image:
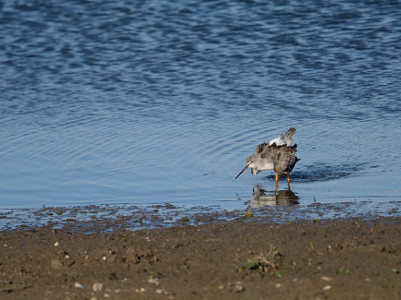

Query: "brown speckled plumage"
(269, 143), (299, 176)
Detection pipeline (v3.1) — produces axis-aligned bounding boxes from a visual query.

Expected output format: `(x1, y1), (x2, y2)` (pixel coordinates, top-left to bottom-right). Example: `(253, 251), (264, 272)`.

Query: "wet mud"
(1, 214), (401, 299)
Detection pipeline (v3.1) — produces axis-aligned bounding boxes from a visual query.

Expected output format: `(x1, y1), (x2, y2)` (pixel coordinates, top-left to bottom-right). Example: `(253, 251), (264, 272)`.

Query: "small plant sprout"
(243, 257), (258, 270)
(242, 245), (281, 272)
(244, 210), (253, 218)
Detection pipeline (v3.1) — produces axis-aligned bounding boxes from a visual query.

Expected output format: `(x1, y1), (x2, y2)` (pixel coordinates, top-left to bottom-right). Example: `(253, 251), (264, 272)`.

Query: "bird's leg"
(287, 174), (291, 188)
(275, 172), (279, 190)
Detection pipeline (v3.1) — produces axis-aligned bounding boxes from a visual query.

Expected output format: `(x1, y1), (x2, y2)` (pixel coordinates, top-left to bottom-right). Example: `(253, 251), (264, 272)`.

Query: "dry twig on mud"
(244, 244), (282, 271)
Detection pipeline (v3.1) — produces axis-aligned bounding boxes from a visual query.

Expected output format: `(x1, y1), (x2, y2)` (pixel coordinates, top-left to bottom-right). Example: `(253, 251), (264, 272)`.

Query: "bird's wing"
(268, 127), (296, 146)
(270, 144), (298, 173)
(252, 142), (268, 155)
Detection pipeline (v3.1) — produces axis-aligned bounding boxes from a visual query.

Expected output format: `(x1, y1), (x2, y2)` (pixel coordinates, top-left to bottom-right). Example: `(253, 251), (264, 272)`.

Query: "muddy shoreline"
(1, 215), (401, 299)
(2, 199), (400, 233)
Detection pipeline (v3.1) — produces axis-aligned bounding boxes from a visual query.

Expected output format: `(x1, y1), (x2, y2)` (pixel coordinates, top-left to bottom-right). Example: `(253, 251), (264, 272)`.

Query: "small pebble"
(322, 276), (332, 281)
(74, 282), (83, 289)
(92, 283), (103, 292)
(235, 281), (244, 292)
(148, 278), (159, 285)
(275, 283), (281, 288)
(54, 242), (59, 247)
(323, 285), (331, 291)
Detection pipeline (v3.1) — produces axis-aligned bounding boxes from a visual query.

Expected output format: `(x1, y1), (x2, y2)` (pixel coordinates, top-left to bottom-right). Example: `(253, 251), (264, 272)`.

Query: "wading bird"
(235, 127), (299, 189)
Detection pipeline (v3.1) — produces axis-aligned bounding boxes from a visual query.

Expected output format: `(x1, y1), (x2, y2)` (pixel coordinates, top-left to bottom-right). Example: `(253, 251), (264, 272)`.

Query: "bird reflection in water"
(249, 185), (299, 208)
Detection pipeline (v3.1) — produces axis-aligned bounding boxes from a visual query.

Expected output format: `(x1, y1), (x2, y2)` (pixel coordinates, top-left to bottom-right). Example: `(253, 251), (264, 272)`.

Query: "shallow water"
(1, 0), (401, 218)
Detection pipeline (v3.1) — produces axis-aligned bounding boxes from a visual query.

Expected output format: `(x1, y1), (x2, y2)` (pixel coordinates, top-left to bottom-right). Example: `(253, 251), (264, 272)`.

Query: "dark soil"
(1, 217), (401, 299)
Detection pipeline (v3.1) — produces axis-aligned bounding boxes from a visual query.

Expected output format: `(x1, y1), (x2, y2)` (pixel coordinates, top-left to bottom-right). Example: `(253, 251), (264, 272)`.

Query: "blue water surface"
(1, 0), (401, 216)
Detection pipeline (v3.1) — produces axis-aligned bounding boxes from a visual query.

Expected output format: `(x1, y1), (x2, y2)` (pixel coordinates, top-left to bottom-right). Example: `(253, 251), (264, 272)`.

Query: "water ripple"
(0, 0), (401, 210)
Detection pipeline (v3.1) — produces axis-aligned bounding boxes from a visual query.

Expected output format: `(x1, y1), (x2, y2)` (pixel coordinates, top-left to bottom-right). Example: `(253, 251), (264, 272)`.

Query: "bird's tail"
(281, 127), (296, 146)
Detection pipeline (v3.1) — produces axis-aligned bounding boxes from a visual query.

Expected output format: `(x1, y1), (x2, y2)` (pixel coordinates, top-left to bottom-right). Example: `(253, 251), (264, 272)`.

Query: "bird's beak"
(235, 162), (251, 179)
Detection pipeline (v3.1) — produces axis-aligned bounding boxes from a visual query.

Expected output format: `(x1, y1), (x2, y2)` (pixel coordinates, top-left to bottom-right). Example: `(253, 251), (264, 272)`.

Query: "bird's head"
(235, 157), (258, 179)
